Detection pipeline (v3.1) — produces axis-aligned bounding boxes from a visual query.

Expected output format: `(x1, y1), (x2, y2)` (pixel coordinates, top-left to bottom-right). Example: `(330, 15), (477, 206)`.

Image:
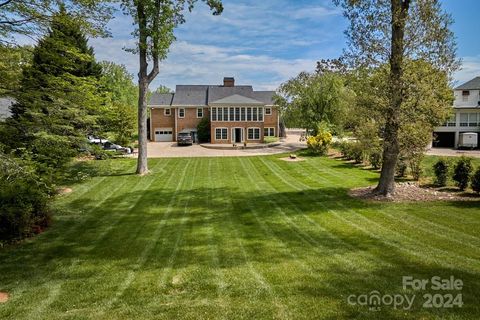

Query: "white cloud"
(454, 56), (480, 85)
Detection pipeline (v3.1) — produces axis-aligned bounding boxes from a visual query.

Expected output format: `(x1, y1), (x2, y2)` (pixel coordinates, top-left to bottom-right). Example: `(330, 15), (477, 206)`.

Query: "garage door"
(154, 128), (173, 142)
(432, 132), (455, 148)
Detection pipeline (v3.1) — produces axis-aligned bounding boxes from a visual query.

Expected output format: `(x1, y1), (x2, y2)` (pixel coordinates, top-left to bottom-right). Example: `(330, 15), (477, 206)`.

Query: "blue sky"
(87, 0), (480, 91)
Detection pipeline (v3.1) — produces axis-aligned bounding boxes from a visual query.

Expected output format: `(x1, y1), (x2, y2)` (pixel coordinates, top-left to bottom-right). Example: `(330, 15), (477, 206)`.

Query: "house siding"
(150, 108), (175, 141)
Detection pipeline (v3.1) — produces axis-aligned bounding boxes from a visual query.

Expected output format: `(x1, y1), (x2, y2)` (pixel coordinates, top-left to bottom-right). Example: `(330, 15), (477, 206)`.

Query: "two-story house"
(433, 77), (480, 148)
(148, 77), (279, 144)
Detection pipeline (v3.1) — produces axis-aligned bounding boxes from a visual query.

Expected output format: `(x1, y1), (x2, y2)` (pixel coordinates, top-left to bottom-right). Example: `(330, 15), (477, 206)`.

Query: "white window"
(211, 108), (217, 121)
(197, 108), (203, 118)
(164, 108), (171, 116)
(264, 127), (275, 137)
(247, 127), (260, 140)
(229, 107), (234, 121)
(223, 107), (229, 121)
(459, 113), (468, 127)
(215, 128), (228, 140)
(258, 107), (263, 121)
(241, 107), (246, 121)
(179, 108), (185, 118)
(265, 107), (272, 115)
(235, 107), (240, 121)
(462, 90), (469, 102)
(469, 113), (478, 127)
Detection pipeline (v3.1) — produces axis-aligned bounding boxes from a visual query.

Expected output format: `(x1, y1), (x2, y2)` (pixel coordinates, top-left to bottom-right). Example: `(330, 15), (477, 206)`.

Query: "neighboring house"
(433, 77), (480, 148)
(148, 77), (279, 144)
(0, 97), (14, 121)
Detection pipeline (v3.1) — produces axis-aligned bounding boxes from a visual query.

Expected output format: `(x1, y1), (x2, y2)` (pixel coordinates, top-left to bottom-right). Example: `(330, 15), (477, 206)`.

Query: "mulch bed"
(350, 182), (479, 202)
(0, 292), (9, 303)
(280, 156), (305, 162)
(57, 187), (73, 195)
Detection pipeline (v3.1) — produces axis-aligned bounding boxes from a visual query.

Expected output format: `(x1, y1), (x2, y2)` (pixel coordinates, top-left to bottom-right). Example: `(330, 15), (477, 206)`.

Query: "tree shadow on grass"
(0, 185), (479, 319)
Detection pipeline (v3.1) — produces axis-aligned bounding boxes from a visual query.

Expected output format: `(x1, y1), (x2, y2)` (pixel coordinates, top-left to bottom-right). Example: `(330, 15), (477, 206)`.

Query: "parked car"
(103, 141), (132, 154)
(87, 135), (108, 144)
(177, 132), (193, 146)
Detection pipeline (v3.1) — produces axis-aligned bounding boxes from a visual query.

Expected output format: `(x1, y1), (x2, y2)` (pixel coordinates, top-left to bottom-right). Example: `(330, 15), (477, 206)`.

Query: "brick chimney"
(223, 77), (235, 87)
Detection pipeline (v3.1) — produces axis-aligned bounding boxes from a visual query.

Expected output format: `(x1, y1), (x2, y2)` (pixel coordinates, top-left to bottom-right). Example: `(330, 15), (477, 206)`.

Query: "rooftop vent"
(223, 77), (235, 87)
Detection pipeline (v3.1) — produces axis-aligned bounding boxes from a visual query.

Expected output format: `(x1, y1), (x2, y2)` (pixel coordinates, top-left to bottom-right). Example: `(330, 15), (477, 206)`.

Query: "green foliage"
(306, 129), (332, 156)
(368, 148), (382, 170)
(433, 159), (449, 187)
(471, 168), (480, 194)
(277, 71), (353, 135)
(337, 140), (363, 163)
(263, 136), (278, 144)
(196, 116), (211, 143)
(0, 45), (32, 95)
(0, 152), (52, 242)
(0, 1), (113, 43)
(396, 158), (408, 178)
(3, 8), (103, 170)
(452, 157), (473, 191)
(88, 144), (113, 160)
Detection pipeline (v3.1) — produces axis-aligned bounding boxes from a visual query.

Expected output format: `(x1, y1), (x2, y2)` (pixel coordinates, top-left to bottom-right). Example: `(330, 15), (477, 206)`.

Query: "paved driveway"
(426, 148), (480, 158)
(145, 132), (306, 158)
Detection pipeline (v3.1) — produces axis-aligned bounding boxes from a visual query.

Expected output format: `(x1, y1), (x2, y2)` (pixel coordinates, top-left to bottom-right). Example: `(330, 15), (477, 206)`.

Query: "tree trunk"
(136, 77), (148, 175)
(375, 0), (410, 196)
(136, 3), (149, 175)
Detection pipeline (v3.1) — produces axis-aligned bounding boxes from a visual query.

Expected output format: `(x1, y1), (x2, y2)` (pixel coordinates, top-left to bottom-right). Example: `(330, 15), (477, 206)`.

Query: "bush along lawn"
(0, 155), (479, 319)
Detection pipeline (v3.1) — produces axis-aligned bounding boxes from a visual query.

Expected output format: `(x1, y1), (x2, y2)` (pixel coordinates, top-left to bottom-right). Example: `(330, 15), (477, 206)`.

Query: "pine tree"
(6, 7), (103, 171)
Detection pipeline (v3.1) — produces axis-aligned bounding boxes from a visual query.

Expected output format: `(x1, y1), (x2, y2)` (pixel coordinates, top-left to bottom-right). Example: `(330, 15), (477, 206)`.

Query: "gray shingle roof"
(0, 97), (14, 120)
(207, 86), (253, 104)
(455, 77), (480, 90)
(251, 91), (276, 105)
(209, 94), (264, 105)
(172, 86), (208, 105)
(149, 93), (174, 106)
(148, 83), (276, 107)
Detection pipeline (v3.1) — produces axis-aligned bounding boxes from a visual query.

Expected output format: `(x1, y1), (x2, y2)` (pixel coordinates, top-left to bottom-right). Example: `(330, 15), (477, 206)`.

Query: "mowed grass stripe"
(278, 157), (480, 253)
(26, 159), (173, 319)
(98, 159), (194, 315)
(245, 157), (390, 272)
(256, 157), (480, 272)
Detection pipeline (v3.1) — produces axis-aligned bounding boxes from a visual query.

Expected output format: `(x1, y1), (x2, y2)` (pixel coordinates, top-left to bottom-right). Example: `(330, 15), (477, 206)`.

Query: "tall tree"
(119, 0), (223, 175)
(99, 61), (138, 145)
(334, 0), (458, 195)
(5, 7), (103, 173)
(277, 71), (352, 135)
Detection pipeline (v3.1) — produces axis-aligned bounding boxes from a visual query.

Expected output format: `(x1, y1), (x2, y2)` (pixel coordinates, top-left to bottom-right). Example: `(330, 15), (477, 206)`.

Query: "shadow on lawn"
(0, 185), (479, 319)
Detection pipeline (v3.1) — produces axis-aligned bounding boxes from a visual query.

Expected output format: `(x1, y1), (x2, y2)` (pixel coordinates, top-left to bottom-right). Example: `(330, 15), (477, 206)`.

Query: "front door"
(234, 128), (243, 143)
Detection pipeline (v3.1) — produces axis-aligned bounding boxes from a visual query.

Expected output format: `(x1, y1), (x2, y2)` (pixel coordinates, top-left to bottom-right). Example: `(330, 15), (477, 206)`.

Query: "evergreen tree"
(5, 7), (103, 172)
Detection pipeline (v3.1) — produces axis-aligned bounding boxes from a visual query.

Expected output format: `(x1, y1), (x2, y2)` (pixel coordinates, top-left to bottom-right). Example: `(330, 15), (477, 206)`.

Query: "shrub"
(471, 167), (480, 193)
(368, 148), (382, 169)
(408, 153), (424, 181)
(196, 117), (211, 143)
(88, 144), (113, 160)
(306, 130), (332, 155)
(264, 136), (278, 144)
(396, 158), (408, 177)
(0, 153), (52, 242)
(433, 159), (449, 187)
(452, 157), (473, 191)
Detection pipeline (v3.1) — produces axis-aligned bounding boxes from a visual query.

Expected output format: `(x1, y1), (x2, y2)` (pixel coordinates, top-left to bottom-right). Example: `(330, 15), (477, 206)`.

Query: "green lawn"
(0, 155), (479, 319)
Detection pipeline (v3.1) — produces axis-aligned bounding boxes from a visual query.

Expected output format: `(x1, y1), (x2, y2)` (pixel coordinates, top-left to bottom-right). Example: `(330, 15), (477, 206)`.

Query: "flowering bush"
(306, 130), (333, 155)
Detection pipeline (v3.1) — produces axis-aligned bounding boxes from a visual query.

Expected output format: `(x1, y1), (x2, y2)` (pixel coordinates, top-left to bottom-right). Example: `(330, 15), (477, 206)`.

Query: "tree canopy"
(3, 7), (103, 172)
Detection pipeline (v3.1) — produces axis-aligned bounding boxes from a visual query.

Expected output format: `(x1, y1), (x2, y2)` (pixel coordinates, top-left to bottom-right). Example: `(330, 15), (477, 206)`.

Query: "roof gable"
(209, 94), (264, 105)
(149, 93), (174, 106)
(455, 77), (480, 90)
